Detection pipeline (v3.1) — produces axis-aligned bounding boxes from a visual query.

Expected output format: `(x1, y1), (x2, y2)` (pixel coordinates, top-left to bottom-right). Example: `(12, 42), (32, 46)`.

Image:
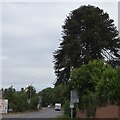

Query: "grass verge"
(58, 114), (70, 118)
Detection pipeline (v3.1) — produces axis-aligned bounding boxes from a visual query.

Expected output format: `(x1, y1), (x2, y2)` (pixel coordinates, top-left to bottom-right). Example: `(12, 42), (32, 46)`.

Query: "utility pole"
(29, 81), (34, 103)
(29, 84), (32, 103)
(70, 90), (79, 119)
(27, 84), (32, 104)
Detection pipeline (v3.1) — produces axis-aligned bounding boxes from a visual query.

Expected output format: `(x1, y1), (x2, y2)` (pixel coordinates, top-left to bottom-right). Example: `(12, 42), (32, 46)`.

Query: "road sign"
(70, 101), (74, 108)
(0, 99), (8, 113)
(70, 90), (79, 103)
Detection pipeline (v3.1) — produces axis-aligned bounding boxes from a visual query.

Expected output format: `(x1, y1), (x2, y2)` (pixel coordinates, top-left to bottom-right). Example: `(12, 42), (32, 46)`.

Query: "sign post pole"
(70, 90), (79, 118)
(70, 101), (74, 119)
(71, 107), (73, 119)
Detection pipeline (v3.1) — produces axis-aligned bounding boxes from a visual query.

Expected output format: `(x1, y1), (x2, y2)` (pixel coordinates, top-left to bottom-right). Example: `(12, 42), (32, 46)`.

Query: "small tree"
(96, 67), (120, 105)
(70, 60), (108, 98)
(70, 60), (120, 116)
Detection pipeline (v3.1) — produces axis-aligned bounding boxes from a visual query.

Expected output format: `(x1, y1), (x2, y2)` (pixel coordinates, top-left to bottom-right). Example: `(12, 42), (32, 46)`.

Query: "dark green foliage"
(26, 85), (36, 99)
(96, 67), (120, 105)
(70, 60), (108, 98)
(38, 87), (54, 107)
(63, 100), (71, 116)
(52, 84), (70, 105)
(53, 5), (120, 86)
(3, 86), (38, 112)
(30, 96), (39, 110)
(82, 93), (97, 117)
(70, 60), (120, 117)
(38, 85), (69, 107)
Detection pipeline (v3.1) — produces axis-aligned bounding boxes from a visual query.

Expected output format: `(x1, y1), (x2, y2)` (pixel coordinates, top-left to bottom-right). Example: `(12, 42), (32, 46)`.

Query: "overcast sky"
(1, 0), (119, 92)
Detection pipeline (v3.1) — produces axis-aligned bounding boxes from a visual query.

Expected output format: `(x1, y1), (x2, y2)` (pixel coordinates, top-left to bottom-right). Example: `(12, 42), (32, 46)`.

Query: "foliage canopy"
(70, 60), (120, 116)
(53, 5), (120, 86)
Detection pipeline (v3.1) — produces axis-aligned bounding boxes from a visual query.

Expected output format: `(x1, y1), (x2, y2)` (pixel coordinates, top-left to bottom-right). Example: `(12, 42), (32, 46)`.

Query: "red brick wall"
(118, 105), (120, 118)
(76, 105), (120, 118)
(96, 105), (119, 118)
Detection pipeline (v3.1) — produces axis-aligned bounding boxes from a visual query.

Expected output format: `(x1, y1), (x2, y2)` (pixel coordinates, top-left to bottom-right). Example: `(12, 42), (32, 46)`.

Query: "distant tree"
(38, 87), (54, 107)
(38, 86), (69, 107)
(3, 86), (38, 112)
(3, 86), (18, 112)
(25, 85), (36, 100)
(53, 5), (120, 85)
(52, 85), (69, 105)
(3, 86), (16, 101)
(21, 88), (24, 92)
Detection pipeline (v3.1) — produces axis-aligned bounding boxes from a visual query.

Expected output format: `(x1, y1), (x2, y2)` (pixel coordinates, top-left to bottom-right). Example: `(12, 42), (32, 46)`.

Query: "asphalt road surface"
(2, 108), (64, 119)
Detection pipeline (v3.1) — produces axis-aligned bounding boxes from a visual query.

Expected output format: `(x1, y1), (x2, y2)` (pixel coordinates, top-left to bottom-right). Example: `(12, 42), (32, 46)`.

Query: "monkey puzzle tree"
(53, 5), (120, 86)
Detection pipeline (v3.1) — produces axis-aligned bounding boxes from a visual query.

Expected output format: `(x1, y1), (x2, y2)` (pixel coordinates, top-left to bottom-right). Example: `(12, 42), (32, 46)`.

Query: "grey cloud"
(2, 2), (118, 92)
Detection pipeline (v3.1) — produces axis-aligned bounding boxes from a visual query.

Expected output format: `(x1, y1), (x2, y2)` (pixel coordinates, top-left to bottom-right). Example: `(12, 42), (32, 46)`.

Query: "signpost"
(70, 90), (79, 103)
(70, 90), (79, 118)
(70, 101), (74, 118)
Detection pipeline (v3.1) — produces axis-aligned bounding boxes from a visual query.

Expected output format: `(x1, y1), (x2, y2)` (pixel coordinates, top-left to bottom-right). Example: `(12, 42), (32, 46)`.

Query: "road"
(2, 108), (64, 119)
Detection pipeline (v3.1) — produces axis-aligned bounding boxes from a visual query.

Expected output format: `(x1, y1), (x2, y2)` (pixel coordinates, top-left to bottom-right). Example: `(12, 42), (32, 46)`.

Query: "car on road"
(47, 105), (52, 108)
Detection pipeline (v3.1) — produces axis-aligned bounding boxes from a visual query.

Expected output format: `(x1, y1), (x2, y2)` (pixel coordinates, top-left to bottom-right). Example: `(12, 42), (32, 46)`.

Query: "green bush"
(63, 100), (71, 117)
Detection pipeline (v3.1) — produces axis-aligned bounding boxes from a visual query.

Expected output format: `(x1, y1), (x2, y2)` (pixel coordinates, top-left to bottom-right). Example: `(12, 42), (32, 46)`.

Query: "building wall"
(76, 105), (120, 118)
